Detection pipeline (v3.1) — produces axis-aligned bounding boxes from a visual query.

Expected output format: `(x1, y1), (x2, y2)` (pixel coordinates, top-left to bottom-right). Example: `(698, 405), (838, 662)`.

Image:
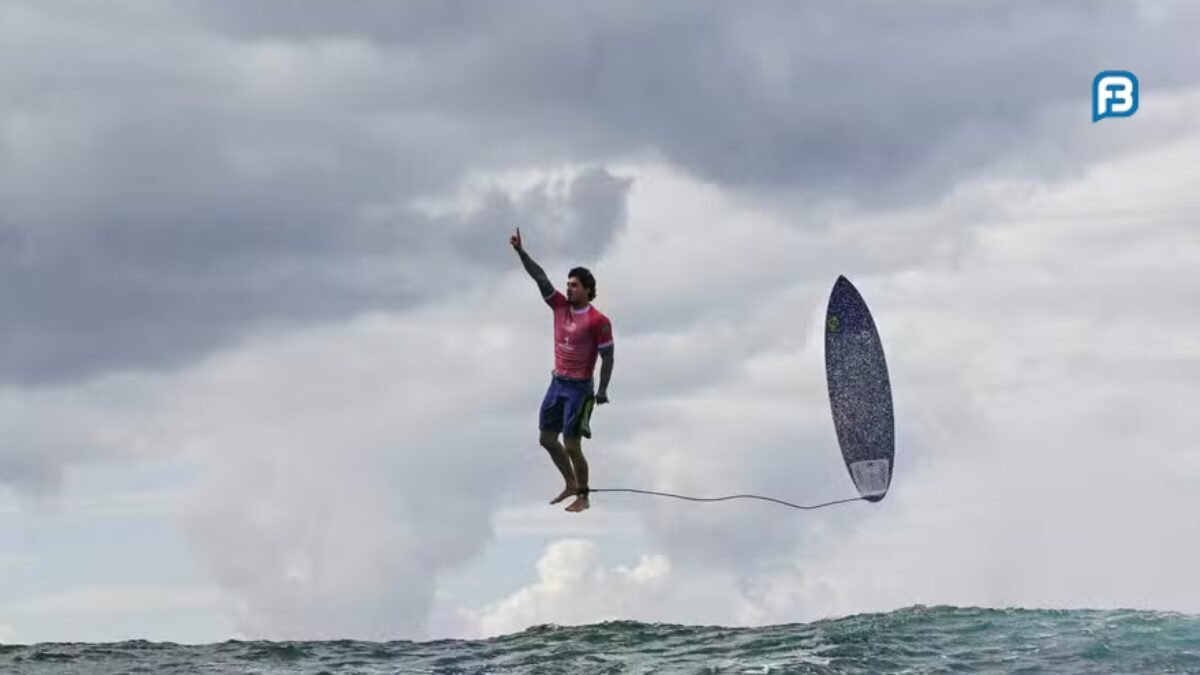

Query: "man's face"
(565, 276), (586, 303)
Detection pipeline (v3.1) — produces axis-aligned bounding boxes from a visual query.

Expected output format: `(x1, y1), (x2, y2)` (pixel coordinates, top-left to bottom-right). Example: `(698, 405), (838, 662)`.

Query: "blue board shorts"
(539, 373), (596, 439)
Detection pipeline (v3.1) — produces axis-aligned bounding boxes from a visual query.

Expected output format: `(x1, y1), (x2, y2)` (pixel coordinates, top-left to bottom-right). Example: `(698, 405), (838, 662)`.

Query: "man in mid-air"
(510, 227), (614, 513)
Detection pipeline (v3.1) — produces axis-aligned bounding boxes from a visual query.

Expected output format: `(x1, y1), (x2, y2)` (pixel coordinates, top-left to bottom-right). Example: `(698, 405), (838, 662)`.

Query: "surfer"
(510, 227), (615, 513)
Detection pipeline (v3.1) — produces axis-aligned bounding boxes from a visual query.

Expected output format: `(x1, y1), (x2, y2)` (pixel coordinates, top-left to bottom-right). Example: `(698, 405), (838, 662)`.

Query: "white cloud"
(462, 539), (738, 638)
(744, 127), (1197, 618)
(160, 299), (551, 640)
(743, 129), (1200, 622)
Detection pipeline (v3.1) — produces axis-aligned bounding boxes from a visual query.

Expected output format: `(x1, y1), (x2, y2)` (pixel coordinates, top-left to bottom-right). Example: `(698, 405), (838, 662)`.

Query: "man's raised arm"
(510, 227), (554, 299)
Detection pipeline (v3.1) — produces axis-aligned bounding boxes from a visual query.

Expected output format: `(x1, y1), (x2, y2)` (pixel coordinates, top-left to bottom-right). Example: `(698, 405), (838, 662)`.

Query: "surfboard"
(824, 276), (894, 502)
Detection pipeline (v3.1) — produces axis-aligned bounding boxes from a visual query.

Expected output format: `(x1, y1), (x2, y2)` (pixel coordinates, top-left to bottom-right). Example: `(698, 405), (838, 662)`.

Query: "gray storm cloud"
(5, 0), (1198, 384)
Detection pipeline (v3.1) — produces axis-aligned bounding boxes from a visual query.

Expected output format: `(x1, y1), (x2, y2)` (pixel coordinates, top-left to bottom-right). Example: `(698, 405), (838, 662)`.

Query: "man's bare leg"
(563, 436), (590, 512)
(540, 431), (578, 503)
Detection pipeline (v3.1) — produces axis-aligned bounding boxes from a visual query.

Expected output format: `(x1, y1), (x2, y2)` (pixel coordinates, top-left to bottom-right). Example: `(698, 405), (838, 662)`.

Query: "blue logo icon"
(1093, 70), (1138, 122)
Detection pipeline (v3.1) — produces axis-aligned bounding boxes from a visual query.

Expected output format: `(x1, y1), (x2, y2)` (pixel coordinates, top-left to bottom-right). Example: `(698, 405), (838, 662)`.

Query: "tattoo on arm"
(518, 249), (554, 298)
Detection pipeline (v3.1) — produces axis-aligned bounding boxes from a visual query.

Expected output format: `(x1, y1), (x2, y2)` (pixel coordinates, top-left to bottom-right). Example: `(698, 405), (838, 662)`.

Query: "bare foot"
(565, 495), (590, 513)
(550, 485), (578, 504)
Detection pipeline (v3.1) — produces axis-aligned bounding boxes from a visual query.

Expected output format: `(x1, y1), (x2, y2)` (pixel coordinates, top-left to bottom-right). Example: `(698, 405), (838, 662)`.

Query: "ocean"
(2, 605), (1198, 674)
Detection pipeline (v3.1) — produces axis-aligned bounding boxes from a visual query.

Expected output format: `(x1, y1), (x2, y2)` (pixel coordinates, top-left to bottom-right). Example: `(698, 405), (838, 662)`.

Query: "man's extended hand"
(509, 227), (523, 252)
(595, 391), (609, 405)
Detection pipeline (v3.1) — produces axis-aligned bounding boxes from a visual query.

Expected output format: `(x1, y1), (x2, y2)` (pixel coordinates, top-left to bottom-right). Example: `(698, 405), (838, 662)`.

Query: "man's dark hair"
(568, 266), (596, 301)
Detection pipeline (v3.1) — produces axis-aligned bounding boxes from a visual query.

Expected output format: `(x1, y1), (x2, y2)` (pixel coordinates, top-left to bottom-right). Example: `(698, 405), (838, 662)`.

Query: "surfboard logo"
(827, 315), (840, 332)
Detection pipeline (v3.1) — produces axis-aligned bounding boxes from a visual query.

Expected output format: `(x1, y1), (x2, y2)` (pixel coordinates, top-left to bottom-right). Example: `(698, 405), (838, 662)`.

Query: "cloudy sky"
(2, 0), (1200, 644)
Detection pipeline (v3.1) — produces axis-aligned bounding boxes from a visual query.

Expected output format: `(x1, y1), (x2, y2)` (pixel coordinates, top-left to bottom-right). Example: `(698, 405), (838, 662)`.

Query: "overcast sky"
(2, 0), (1200, 644)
